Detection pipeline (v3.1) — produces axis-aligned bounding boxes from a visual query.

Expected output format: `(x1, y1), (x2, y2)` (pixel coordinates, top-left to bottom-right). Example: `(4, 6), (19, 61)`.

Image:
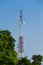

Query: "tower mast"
(18, 9), (24, 59)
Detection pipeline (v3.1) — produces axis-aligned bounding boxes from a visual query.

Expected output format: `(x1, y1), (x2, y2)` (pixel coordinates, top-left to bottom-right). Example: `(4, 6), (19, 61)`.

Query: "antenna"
(18, 9), (24, 59)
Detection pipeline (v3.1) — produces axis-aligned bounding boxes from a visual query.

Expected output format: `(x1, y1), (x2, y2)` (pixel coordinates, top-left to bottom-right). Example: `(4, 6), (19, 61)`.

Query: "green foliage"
(17, 57), (31, 65)
(31, 55), (42, 65)
(0, 30), (15, 51)
(0, 30), (18, 65)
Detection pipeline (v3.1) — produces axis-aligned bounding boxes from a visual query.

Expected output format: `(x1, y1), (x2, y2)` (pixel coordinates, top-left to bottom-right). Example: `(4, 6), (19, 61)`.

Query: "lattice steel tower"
(18, 9), (24, 59)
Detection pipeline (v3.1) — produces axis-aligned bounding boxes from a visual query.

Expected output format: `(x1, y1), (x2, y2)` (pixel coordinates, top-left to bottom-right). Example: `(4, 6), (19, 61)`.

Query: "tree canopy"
(0, 30), (18, 65)
(17, 57), (31, 65)
(31, 55), (42, 65)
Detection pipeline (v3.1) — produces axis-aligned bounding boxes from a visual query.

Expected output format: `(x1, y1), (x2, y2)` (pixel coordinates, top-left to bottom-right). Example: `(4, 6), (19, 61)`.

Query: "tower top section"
(20, 9), (23, 24)
(19, 9), (23, 36)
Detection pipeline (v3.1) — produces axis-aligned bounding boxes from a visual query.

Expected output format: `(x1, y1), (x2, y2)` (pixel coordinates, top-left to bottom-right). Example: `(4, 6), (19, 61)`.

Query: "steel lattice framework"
(18, 9), (24, 59)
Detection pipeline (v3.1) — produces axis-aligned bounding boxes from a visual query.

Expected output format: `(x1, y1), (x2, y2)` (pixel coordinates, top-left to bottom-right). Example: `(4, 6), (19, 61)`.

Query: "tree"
(31, 55), (42, 65)
(17, 57), (31, 65)
(0, 30), (18, 65)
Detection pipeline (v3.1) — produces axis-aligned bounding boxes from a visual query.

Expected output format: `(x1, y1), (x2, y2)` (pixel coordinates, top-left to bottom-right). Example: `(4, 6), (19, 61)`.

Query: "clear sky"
(0, 0), (43, 59)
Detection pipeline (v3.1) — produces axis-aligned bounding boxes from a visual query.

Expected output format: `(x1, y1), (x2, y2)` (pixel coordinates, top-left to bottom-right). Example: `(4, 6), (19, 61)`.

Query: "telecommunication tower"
(18, 9), (24, 59)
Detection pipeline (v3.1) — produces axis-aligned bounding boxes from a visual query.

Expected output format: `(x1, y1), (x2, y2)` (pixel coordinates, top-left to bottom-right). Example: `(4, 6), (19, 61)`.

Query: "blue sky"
(0, 0), (43, 59)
